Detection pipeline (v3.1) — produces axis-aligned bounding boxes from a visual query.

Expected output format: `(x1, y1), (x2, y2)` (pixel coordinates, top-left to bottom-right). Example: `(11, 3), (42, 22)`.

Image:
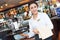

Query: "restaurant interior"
(0, 0), (60, 40)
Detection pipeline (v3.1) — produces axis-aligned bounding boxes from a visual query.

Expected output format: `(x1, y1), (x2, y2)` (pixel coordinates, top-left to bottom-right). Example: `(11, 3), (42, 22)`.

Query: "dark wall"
(51, 18), (60, 40)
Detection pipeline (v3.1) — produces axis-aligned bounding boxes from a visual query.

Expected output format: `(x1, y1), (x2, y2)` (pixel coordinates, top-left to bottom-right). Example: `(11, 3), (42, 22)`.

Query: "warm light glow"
(0, 9), (3, 11)
(5, 4), (8, 6)
(52, 0), (57, 4)
(0, 6), (3, 8)
(19, 0), (30, 4)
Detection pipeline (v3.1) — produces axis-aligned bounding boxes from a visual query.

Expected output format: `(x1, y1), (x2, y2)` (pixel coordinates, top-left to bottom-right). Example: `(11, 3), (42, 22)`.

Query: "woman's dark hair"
(28, 1), (38, 8)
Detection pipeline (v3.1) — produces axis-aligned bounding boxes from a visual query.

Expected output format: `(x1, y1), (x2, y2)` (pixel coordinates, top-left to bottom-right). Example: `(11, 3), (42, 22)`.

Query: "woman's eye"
(31, 7), (33, 9)
(30, 6), (37, 9)
(34, 6), (36, 8)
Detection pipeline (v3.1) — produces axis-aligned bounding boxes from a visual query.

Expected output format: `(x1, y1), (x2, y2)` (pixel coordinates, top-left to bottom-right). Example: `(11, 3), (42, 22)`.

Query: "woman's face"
(29, 3), (38, 15)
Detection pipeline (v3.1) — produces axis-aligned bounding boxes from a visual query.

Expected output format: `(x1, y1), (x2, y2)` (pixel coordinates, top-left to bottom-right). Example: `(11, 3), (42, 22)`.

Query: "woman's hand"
(20, 33), (29, 38)
(33, 29), (39, 34)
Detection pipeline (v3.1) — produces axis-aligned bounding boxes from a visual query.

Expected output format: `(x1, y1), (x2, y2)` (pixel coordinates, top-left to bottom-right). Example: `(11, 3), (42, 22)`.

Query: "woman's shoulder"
(38, 12), (47, 16)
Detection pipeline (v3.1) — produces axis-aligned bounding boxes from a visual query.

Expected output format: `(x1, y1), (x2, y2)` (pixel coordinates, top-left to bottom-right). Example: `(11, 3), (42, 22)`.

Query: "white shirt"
(28, 12), (53, 39)
(13, 22), (20, 30)
(0, 19), (6, 23)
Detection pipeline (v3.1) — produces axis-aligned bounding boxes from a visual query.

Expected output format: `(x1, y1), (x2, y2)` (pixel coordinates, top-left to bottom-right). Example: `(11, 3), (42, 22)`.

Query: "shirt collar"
(31, 12), (40, 21)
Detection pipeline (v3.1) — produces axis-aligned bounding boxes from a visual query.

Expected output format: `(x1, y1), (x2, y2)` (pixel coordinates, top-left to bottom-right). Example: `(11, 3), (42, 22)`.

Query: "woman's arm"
(43, 13), (54, 29)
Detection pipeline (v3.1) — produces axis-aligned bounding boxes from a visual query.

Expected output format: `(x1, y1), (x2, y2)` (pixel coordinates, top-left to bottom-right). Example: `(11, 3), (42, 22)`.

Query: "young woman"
(21, 1), (53, 40)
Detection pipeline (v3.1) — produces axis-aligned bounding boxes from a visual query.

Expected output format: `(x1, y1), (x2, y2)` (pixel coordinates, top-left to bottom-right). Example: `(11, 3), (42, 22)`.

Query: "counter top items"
(0, 25), (29, 40)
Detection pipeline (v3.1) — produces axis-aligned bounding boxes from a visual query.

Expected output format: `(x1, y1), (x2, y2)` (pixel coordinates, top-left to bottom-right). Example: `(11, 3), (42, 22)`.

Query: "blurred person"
(13, 18), (28, 40)
(24, 6), (32, 20)
(38, 0), (44, 12)
(0, 14), (4, 22)
(21, 1), (53, 40)
(53, 4), (57, 16)
(0, 14), (4, 29)
(9, 9), (17, 18)
(7, 14), (14, 24)
(4, 13), (9, 20)
(13, 8), (18, 17)
(6, 14), (14, 30)
(12, 18), (20, 30)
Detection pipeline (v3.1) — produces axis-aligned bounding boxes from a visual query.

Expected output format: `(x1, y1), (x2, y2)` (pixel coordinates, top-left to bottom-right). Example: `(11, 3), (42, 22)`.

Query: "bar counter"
(0, 25), (29, 40)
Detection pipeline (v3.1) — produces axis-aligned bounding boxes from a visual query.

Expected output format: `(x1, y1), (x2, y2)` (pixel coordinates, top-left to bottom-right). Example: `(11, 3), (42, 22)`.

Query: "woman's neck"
(33, 13), (38, 20)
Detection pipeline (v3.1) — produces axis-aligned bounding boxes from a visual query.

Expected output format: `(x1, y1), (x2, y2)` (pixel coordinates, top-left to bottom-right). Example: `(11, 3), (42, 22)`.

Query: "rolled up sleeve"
(28, 20), (35, 38)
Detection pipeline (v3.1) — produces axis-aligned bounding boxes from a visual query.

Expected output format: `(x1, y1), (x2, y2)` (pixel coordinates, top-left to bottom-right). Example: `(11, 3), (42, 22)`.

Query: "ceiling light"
(0, 6), (3, 8)
(5, 4), (8, 6)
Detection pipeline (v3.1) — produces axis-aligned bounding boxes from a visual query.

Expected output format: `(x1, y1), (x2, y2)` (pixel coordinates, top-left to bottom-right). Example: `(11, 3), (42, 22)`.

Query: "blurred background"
(0, 0), (60, 40)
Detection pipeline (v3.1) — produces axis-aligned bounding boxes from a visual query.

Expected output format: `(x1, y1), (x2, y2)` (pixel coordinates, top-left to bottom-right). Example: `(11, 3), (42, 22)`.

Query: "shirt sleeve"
(28, 20), (35, 38)
(43, 13), (54, 29)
